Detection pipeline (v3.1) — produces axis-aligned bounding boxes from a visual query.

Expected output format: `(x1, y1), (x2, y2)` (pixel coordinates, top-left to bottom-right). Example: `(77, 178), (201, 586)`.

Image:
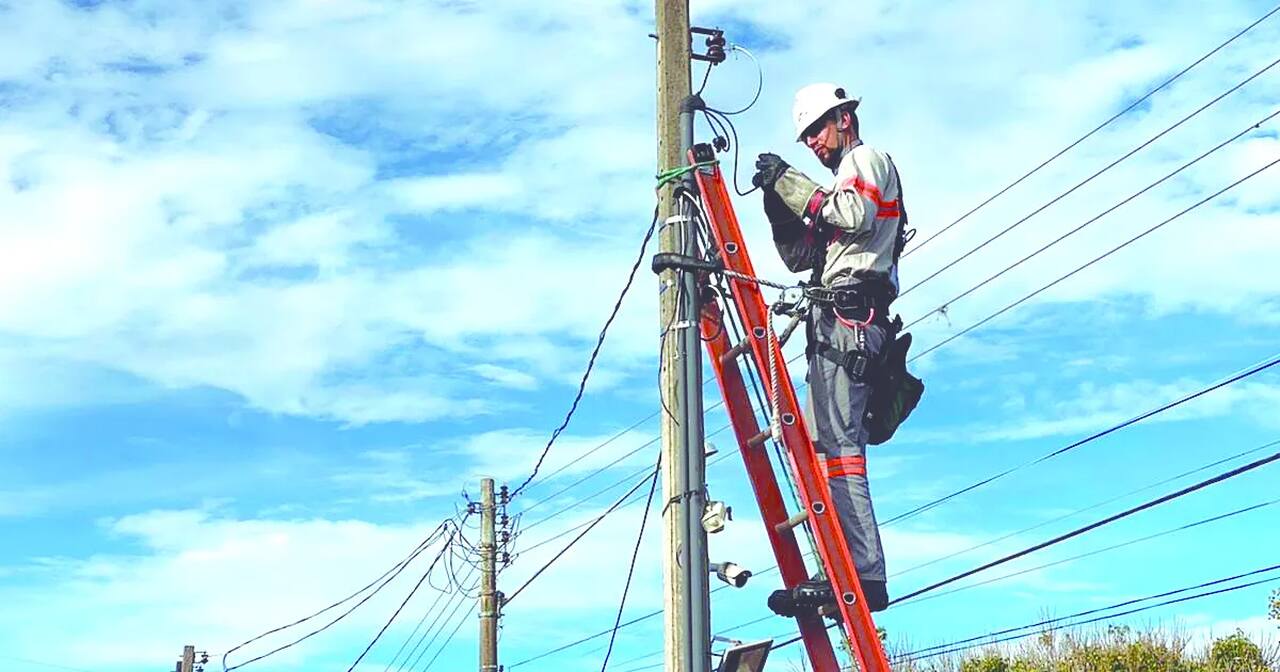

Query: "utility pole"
(178, 645), (195, 672)
(479, 478), (499, 672)
(655, 2), (710, 671)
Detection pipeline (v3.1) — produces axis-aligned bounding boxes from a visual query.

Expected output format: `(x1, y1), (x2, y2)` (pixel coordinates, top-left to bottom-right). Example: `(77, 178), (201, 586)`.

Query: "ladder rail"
(690, 145), (892, 672)
(699, 297), (840, 671)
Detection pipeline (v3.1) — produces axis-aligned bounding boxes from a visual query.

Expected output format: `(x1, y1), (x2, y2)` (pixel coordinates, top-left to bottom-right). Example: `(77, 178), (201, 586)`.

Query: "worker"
(752, 83), (911, 615)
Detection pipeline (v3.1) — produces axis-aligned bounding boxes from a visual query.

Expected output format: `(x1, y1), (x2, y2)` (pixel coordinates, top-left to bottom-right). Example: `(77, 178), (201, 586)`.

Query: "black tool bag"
(863, 327), (924, 446)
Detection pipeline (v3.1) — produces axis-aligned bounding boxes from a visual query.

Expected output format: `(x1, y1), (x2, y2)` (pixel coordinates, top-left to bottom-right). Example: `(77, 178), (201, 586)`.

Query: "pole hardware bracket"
(651, 252), (724, 276)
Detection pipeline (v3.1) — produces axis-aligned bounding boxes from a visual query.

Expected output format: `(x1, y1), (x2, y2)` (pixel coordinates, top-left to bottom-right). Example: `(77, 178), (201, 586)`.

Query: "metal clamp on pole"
(651, 252), (725, 276)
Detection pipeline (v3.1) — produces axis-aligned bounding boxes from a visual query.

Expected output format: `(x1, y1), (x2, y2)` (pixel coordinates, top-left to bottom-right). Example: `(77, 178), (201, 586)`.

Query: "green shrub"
(1207, 630), (1268, 671)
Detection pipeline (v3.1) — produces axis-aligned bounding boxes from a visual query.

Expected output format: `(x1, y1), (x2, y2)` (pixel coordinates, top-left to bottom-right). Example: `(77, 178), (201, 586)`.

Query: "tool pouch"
(863, 328), (924, 445)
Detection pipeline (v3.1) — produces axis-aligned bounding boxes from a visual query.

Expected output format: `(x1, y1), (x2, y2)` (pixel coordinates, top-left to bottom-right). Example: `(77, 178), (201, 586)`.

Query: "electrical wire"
(599, 453), (662, 672)
(901, 2), (1280, 259)
(892, 437), (1280, 578)
(221, 518), (459, 671)
(382, 572), (460, 672)
(893, 563), (1280, 661)
(768, 563), (1280, 655)
(888, 448), (1280, 605)
(904, 107), (1280, 330)
(711, 44), (763, 116)
(883, 351), (1280, 527)
(508, 207), (661, 501)
(908, 156), (1280, 364)
(344, 530), (463, 672)
(394, 566), (477, 672)
(410, 579), (481, 672)
(504, 466), (659, 605)
(899, 54), (1280, 299)
(897, 495), (1280, 608)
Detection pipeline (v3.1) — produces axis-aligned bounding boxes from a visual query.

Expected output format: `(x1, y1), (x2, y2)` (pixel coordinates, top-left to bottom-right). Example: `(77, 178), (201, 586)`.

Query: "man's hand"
(752, 153), (789, 190)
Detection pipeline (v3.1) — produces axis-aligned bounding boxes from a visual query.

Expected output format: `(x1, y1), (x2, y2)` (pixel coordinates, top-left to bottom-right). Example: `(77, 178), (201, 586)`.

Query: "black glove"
(752, 152), (789, 190)
(763, 189), (803, 243)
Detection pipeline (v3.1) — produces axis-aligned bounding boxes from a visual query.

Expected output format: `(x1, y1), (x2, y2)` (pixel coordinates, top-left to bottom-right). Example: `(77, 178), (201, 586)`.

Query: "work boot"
(767, 579), (832, 618)
(766, 579), (889, 618)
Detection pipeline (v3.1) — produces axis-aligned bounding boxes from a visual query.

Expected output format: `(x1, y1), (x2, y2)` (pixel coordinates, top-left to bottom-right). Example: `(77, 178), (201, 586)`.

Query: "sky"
(1, 1), (1278, 671)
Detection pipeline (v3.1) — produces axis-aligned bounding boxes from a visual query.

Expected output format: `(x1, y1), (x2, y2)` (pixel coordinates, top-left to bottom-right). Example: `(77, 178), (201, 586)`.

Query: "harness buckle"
(842, 351), (869, 379)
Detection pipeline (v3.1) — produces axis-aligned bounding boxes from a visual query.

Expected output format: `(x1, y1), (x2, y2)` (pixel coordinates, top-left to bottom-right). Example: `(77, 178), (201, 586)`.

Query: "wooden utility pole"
(479, 478), (499, 672)
(656, 2), (710, 671)
(179, 645), (195, 672)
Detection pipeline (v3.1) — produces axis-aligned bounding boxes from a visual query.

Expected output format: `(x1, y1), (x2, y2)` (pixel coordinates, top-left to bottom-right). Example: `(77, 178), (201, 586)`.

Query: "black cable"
(506, 451), (759, 669)
(892, 437), (1280, 578)
(395, 568), (476, 672)
(222, 519), (456, 671)
(896, 564), (1280, 661)
(902, 495), (1280, 608)
(771, 563), (1280, 655)
(504, 467), (657, 605)
(884, 352), (1280, 527)
(509, 207), (660, 501)
(901, 2), (1280, 259)
(409, 579), (480, 672)
(889, 449), (1280, 605)
(704, 107), (758, 196)
(344, 531), (461, 672)
(712, 44), (763, 116)
(515, 412), (659, 507)
(908, 156), (1280, 365)
(382, 575), (457, 672)
(900, 54), (1280, 299)
(694, 60), (713, 96)
(519, 440), (659, 525)
(904, 107), (1280, 329)
(600, 454), (662, 672)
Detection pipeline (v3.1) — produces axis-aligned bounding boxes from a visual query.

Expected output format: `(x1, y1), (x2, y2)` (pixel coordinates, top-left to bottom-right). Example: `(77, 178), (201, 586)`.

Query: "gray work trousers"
(804, 305), (887, 582)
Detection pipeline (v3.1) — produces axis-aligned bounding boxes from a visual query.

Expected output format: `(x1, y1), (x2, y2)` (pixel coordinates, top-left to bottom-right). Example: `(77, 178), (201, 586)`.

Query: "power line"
(901, 495), (1280, 608)
(904, 107), (1280, 330)
(417, 601), (479, 672)
(908, 156), (1280, 363)
(891, 437), (1280, 579)
(900, 2), (1280, 259)
(395, 571), (475, 672)
(600, 452), (662, 672)
(410, 578), (481, 672)
(386, 565), (476, 672)
(504, 464), (658, 605)
(883, 351), (1280, 527)
(769, 562), (1280, 656)
(889, 449), (1280, 605)
(894, 563), (1280, 662)
(901, 54), (1280, 299)
(345, 531), (464, 672)
(221, 518), (459, 672)
(508, 208), (660, 501)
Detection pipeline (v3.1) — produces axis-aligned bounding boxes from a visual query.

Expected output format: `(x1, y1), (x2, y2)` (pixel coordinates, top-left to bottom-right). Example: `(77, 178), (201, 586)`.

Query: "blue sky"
(1, 0), (1278, 671)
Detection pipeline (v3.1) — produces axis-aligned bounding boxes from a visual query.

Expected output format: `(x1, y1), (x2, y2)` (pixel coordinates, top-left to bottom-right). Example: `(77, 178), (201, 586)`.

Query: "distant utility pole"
(655, 1), (710, 671)
(479, 478), (499, 672)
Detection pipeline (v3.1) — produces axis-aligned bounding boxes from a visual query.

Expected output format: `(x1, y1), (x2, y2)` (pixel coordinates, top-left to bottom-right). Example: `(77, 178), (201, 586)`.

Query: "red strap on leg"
(826, 455), (866, 478)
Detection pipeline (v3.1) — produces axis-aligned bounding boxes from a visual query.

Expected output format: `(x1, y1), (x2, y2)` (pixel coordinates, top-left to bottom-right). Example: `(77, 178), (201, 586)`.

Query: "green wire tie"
(654, 160), (719, 189)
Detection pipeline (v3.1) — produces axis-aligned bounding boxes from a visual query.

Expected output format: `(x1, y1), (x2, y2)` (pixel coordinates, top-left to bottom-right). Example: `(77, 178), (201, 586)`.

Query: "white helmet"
(792, 83), (859, 142)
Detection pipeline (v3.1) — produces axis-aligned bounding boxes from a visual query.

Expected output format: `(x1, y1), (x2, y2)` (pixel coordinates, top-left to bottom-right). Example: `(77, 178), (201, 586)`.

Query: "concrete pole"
(479, 478), (498, 672)
(656, 3), (710, 671)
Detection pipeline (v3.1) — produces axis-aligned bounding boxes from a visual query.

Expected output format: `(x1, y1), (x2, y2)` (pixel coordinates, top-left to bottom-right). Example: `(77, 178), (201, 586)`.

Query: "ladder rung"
(720, 340), (749, 364)
(774, 510), (808, 534)
(747, 428), (772, 447)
